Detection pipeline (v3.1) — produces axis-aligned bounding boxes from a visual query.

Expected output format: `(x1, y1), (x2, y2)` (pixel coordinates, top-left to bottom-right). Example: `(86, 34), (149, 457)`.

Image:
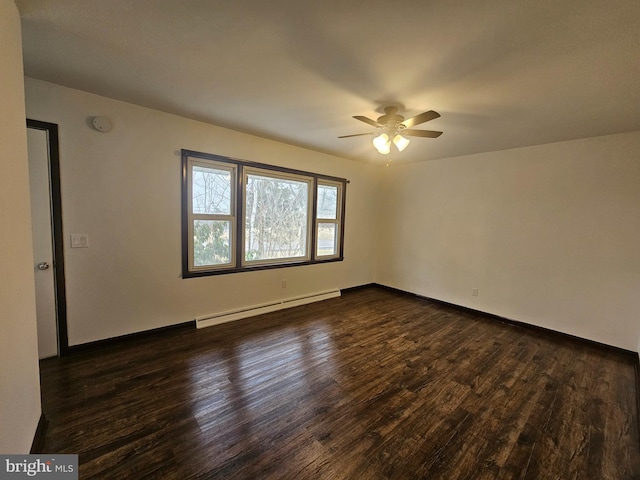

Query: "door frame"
(27, 119), (69, 356)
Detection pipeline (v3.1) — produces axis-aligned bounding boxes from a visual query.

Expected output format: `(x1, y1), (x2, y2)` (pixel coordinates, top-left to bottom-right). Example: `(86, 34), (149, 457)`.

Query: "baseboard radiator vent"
(195, 289), (341, 329)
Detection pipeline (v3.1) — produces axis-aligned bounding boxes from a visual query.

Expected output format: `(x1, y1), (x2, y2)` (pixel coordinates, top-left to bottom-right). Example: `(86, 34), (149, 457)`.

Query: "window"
(182, 150), (346, 277)
(316, 181), (341, 258)
(189, 160), (236, 270)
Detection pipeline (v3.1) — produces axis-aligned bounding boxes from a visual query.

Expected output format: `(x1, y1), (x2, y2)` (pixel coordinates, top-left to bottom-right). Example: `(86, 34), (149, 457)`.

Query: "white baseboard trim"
(195, 289), (341, 329)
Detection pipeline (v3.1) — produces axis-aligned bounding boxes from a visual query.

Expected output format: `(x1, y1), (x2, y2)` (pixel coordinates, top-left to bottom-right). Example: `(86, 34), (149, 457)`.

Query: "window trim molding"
(181, 149), (347, 278)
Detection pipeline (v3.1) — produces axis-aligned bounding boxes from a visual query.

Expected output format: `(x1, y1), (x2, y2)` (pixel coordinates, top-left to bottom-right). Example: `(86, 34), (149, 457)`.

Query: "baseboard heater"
(195, 289), (341, 329)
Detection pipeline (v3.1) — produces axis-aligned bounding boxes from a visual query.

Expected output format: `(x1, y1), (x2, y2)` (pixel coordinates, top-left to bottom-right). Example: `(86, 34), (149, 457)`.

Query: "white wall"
(23, 78), (640, 352)
(0, 0), (42, 453)
(376, 132), (640, 350)
(25, 78), (379, 346)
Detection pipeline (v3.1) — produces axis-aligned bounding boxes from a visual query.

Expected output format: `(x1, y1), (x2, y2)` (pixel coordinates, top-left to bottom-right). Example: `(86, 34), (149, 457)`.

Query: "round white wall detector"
(92, 116), (112, 132)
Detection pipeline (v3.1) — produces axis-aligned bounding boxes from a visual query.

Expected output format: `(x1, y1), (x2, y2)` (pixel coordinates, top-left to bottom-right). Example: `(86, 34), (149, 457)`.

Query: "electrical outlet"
(472, 288), (479, 297)
(282, 279), (287, 289)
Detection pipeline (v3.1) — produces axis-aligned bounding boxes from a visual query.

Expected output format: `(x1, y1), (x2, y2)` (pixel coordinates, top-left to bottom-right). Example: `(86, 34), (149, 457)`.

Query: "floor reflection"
(185, 317), (338, 476)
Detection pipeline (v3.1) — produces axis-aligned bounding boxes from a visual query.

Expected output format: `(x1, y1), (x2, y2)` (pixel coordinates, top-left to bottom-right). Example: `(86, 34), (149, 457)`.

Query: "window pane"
(317, 222), (337, 256)
(192, 165), (232, 215)
(245, 174), (308, 261)
(317, 184), (338, 219)
(193, 220), (232, 266)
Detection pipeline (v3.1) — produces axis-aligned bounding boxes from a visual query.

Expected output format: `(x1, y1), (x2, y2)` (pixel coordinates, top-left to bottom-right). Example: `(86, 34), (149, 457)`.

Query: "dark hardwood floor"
(39, 286), (640, 479)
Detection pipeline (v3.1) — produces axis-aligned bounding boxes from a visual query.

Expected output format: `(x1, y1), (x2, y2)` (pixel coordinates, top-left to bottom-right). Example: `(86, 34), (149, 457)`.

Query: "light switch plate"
(71, 233), (89, 248)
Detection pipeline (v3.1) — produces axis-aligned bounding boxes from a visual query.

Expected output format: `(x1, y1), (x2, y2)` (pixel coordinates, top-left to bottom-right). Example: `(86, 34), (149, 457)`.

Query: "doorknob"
(37, 262), (50, 270)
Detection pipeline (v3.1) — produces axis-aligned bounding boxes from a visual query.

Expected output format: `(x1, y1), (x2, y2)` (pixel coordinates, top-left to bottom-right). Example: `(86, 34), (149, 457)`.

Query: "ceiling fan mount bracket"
(377, 106), (405, 127)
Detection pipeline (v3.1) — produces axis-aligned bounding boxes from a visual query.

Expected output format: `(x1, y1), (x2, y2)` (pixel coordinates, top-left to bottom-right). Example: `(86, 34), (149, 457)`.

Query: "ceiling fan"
(339, 106), (442, 154)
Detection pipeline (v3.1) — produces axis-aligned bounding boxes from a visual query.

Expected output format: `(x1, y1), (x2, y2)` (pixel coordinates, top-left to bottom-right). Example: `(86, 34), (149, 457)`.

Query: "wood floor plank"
(39, 286), (640, 479)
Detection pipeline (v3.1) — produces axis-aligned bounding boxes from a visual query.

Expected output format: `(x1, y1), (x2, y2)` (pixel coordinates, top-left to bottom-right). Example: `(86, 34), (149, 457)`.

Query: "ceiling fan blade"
(338, 132), (374, 138)
(404, 129), (443, 138)
(353, 115), (382, 128)
(402, 110), (440, 128)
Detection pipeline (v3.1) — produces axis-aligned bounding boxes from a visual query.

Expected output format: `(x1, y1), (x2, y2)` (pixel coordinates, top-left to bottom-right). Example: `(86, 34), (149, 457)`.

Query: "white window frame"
(242, 167), (313, 267)
(315, 179), (343, 260)
(187, 158), (237, 272)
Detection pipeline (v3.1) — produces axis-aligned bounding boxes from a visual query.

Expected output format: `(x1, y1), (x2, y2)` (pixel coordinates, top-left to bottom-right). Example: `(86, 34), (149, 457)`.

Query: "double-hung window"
(188, 160), (237, 270)
(182, 150), (346, 277)
(316, 181), (342, 259)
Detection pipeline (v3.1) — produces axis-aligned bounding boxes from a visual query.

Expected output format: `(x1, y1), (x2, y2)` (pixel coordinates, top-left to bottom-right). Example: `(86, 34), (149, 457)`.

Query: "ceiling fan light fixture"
(393, 134), (410, 152)
(373, 133), (391, 154)
(377, 141), (391, 155)
(340, 106), (441, 157)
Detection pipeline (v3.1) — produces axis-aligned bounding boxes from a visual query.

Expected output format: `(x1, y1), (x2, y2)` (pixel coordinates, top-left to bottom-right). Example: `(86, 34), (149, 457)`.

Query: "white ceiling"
(16, 0), (640, 164)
